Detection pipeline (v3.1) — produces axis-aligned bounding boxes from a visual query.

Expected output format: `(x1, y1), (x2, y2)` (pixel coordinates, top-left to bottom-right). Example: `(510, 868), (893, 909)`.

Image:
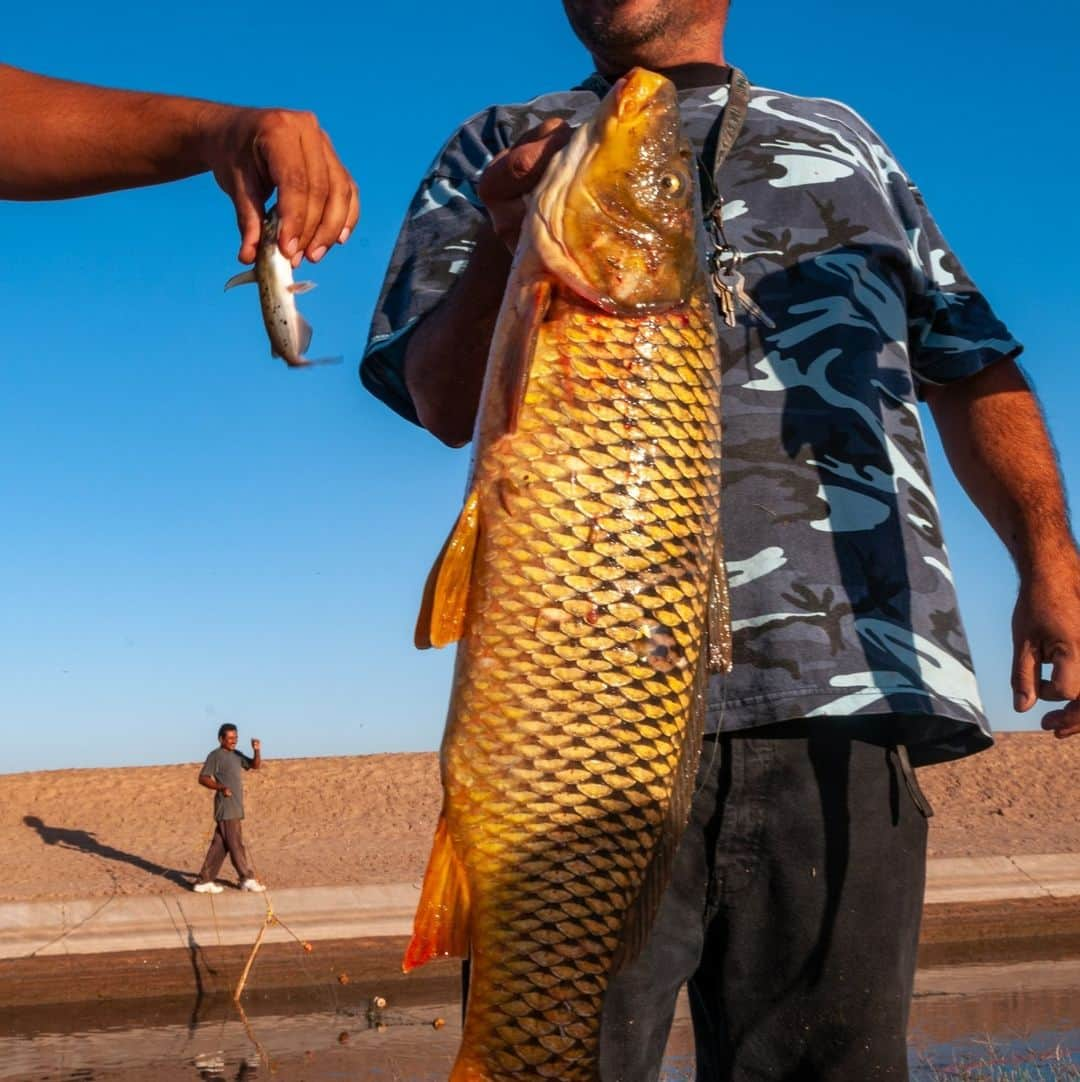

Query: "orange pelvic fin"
(414, 488), (480, 649)
(449, 1058), (494, 1082)
(403, 811), (470, 973)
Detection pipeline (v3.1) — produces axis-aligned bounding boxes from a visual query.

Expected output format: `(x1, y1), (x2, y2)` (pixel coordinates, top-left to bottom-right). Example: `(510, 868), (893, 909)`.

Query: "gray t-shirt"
(361, 67), (1021, 766)
(201, 747), (253, 821)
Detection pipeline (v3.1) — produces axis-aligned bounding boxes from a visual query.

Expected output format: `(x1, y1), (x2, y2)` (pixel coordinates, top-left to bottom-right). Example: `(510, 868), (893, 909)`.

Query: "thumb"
(1011, 637), (1039, 712)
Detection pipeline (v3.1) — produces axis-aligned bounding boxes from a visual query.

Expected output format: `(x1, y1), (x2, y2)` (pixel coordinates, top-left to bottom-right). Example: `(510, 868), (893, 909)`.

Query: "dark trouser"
(598, 723), (931, 1082)
(197, 818), (255, 884)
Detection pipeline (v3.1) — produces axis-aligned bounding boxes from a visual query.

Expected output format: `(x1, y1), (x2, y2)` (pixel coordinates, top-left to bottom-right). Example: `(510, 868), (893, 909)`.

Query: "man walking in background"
(193, 723), (266, 894)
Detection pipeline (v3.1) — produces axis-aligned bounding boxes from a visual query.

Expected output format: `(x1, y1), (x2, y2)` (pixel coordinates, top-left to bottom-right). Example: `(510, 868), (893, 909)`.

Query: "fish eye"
(659, 172), (684, 194)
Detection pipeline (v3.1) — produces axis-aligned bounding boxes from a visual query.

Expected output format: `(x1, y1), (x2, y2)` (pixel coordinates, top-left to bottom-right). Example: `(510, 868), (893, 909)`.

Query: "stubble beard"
(562, 0), (689, 64)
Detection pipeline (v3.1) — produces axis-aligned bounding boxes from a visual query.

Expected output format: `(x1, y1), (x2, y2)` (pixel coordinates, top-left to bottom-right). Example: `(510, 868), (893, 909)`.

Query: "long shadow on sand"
(23, 815), (193, 889)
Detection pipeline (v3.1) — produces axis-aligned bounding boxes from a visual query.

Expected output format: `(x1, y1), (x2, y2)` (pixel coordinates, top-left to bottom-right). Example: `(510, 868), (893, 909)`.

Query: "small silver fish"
(224, 206), (340, 368)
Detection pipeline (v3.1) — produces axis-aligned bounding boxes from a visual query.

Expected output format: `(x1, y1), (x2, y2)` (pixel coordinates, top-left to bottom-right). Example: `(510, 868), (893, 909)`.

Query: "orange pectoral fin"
(403, 812), (470, 973)
(414, 488), (481, 649)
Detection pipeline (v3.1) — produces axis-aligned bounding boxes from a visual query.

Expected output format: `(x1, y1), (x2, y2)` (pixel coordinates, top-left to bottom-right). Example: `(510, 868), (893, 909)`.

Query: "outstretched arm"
(0, 63), (359, 265)
(924, 356), (1080, 737)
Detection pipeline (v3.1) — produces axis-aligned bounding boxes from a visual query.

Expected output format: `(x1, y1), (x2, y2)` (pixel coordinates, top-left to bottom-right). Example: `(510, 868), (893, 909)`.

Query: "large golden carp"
(407, 68), (731, 1081)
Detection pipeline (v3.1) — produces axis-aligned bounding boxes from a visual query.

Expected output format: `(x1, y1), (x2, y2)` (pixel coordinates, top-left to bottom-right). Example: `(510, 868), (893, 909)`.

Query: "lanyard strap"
(696, 67), (751, 214)
(696, 69), (773, 328)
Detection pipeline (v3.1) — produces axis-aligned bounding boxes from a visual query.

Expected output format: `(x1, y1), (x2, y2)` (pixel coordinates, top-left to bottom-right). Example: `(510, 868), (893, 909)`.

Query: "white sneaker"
(193, 881), (223, 894)
(240, 878), (267, 893)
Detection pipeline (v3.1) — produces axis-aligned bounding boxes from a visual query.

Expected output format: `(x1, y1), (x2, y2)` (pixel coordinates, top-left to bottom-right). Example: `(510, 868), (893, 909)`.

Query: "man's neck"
(594, 60), (731, 91)
(590, 25), (726, 81)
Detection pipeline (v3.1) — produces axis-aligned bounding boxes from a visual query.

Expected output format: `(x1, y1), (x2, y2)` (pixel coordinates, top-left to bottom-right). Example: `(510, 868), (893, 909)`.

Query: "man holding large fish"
(362, 2), (1080, 1079)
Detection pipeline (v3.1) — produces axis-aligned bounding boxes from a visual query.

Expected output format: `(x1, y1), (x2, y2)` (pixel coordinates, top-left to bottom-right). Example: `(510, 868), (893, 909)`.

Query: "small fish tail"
(286, 355), (343, 369)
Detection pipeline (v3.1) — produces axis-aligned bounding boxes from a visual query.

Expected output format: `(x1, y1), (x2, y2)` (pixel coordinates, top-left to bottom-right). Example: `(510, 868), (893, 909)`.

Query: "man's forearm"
(925, 356), (1078, 573)
(404, 225), (512, 446)
(198, 774), (224, 792)
(0, 64), (230, 199)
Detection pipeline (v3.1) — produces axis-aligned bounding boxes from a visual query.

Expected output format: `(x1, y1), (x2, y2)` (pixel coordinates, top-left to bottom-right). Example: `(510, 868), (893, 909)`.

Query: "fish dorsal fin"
(414, 487), (480, 649)
(612, 642), (708, 974)
(403, 809), (471, 973)
(223, 269), (258, 291)
(707, 536), (733, 674)
(498, 278), (551, 436)
(297, 314), (314, 355)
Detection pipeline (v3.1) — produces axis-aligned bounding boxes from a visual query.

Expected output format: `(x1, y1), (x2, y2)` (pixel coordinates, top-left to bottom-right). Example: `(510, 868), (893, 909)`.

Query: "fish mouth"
(611, 67), (669, 120)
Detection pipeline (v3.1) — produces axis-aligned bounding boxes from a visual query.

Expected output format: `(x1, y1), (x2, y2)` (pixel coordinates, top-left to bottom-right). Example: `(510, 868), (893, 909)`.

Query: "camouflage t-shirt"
(360, 68), (1021, 766)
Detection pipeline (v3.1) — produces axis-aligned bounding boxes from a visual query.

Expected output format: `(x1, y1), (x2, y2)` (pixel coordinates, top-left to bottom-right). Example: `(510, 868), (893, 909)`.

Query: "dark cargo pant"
(196, 818), (256, 884)
(598, 723), (931, 1082)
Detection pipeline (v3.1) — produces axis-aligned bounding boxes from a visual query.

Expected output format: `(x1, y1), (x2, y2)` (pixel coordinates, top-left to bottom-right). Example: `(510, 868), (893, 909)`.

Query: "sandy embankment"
(1, 732), (1077, 903)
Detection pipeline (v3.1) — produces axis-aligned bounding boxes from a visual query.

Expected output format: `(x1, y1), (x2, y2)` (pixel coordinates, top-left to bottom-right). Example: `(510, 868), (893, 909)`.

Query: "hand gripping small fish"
(223, 206), (341, 367)
(407, 69), (732, 1081)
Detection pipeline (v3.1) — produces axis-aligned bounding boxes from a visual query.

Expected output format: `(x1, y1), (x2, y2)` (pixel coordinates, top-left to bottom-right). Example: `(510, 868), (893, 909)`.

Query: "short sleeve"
(239, 753), (254, 771)
(201, 753), (216, 777)
(904, 183), (1022, 387)
(360, 110), (511, 424)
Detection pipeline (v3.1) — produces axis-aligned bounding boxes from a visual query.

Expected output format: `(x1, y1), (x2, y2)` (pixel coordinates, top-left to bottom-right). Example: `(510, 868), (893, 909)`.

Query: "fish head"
(529, 68), (697, 315)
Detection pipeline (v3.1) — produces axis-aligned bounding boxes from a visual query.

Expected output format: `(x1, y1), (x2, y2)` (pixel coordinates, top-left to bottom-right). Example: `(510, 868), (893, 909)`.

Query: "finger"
(1041, 702), (1080, 738)
(340, 178), (360, 245)
(1038, 644), (1080, 703)
(305, 133), (354, 261)
(479, 119), (571, 205)
(291, 129), (331, 264)
(514, 116), (571, 150)
(1011, 638), (1039, 712)
(232, 170), (267, 264)
(270, 143), (309, 263)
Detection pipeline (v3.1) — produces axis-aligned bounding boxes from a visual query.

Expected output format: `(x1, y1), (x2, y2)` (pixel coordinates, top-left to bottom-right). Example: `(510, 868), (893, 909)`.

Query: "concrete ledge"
(0, 883), (420, 960)
(923, 853), (1080, 904)
(1010, 853), (1080, 898)
(2, 854), (1079, 963)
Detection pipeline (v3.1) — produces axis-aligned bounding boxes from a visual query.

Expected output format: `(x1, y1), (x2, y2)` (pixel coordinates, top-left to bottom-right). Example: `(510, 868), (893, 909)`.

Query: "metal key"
(714, 271), (738, 327)
(712, 266), (775, 330)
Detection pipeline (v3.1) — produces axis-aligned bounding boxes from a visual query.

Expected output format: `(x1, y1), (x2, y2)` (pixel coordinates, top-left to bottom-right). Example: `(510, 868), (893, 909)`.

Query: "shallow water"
(3, 964), (1078, 1081)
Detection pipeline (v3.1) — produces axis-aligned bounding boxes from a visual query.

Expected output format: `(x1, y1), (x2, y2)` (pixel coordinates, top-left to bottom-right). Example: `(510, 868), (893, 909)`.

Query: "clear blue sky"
(2, 1), (1075, 772)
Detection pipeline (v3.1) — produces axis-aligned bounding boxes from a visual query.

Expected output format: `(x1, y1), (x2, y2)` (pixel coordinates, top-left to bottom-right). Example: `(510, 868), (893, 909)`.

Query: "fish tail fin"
(414, 488), (480, 649)
(403, 810), (470, 973)
(286, 355), (343, 368)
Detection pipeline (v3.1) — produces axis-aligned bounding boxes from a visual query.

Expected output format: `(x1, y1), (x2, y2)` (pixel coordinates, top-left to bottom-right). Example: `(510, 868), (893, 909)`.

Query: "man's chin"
(564, 0), (673, 55)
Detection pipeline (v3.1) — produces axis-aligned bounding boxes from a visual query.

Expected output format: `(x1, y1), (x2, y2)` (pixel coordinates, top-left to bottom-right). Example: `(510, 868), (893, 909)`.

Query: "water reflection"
(2, 969), (1077, 1081)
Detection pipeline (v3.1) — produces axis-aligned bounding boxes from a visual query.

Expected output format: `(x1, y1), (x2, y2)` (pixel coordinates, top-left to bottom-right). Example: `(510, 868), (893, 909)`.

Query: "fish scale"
(438, 290), (722, 1079)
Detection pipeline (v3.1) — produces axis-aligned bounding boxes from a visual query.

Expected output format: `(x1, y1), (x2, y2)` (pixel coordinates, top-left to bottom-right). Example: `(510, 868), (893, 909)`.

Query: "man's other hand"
(1011, 557), (1080, 738)
(251, 738), (261, 752)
